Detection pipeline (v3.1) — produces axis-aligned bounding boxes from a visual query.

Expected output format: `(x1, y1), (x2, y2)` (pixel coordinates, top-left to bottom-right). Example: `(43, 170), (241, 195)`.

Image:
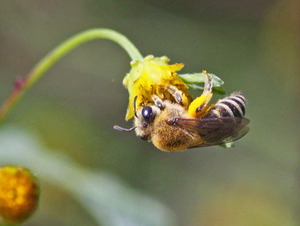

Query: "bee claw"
(175, 93), (183, 104)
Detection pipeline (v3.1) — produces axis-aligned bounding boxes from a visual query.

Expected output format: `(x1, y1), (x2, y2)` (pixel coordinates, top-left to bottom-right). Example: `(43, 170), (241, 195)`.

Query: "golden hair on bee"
(134, 99), (200, 151)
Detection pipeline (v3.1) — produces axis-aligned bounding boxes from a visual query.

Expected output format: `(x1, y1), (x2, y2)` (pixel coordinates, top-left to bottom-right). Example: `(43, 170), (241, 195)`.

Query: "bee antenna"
(113, 125), (136, 132)
(133, 96), (138, 118)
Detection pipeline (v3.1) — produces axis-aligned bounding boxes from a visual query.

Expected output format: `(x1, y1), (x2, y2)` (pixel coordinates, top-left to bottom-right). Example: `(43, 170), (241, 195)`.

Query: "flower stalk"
(0, 28), (143, 124)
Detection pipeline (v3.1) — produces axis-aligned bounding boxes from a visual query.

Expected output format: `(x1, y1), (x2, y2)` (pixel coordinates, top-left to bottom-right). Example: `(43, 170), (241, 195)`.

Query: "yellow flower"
(123, 55), (192, 120)
(0, 166), (39, 223)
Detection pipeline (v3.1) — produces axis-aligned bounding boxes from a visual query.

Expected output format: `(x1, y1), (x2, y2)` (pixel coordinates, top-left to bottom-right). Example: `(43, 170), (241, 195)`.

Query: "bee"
(114, 74), (249, 151)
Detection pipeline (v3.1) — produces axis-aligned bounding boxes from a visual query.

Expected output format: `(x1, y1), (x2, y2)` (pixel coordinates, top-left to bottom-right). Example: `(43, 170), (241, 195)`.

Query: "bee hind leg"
(188, 72), (213, 117)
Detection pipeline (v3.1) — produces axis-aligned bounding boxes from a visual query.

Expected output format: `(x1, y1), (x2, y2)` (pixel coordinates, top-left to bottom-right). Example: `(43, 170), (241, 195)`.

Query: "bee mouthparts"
(113, 125), (136, 132)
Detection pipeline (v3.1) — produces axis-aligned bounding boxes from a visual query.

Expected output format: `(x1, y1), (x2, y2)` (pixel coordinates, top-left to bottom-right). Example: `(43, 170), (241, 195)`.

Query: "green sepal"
(178, 73), (225, 95)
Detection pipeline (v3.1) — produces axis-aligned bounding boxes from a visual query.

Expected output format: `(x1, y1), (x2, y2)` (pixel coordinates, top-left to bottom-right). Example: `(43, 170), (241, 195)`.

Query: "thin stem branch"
(0, 28), (143, 123)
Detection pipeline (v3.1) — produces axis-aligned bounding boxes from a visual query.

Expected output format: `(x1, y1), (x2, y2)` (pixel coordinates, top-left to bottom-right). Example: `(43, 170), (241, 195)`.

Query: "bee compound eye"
(142, 107), (154, 121)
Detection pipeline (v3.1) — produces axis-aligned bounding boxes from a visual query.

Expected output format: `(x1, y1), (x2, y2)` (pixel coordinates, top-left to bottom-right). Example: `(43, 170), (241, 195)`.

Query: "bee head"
(134, 105), (161, 141)
(113, 104), (161, 141)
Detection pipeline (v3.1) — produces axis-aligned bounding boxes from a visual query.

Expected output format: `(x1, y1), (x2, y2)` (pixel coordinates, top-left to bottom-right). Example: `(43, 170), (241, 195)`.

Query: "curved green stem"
(0, 28), (143, 123)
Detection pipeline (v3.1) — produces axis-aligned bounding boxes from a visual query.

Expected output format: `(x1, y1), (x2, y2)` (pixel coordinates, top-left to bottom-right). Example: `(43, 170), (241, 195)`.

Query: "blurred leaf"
(0, 126), (175, 226)
(193, 185), (295, 226)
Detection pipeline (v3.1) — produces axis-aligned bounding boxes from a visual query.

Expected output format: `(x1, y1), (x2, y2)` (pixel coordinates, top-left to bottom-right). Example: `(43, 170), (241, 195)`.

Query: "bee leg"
(165, 85), (192, 107)
(152, 95), (164, 109)
(133, 96), (138, 117)
(162, 85), (184, 104)
(188, 72), (213, 117)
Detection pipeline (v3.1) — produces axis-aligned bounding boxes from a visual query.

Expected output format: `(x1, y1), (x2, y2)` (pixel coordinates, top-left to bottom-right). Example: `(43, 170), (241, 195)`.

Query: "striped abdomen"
(204, 93), (246, 118)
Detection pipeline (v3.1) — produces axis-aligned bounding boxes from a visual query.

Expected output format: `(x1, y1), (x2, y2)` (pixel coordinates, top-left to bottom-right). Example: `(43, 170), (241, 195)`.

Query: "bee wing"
(170, 117), (250, 147)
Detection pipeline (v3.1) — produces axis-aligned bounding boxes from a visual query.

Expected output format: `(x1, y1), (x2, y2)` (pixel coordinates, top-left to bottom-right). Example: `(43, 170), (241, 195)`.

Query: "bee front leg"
(188, 72), (213, 117)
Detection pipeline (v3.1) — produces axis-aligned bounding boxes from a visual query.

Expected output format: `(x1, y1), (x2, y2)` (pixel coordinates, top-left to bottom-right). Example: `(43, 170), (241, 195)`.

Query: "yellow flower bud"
(0, 166), (39, 223)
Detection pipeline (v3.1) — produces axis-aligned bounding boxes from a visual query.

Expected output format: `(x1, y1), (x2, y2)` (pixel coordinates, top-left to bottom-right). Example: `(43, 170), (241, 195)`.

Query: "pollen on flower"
(160, 56), (170, 62)
(0, 166), (39, 223)
(123, 55), (192, 120)
(130, 60), (138, 66)
(145, 55), (154, 60)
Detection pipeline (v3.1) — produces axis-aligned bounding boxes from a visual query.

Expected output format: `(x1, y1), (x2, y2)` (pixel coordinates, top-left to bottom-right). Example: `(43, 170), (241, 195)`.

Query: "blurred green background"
(0, 0), (299, 225)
